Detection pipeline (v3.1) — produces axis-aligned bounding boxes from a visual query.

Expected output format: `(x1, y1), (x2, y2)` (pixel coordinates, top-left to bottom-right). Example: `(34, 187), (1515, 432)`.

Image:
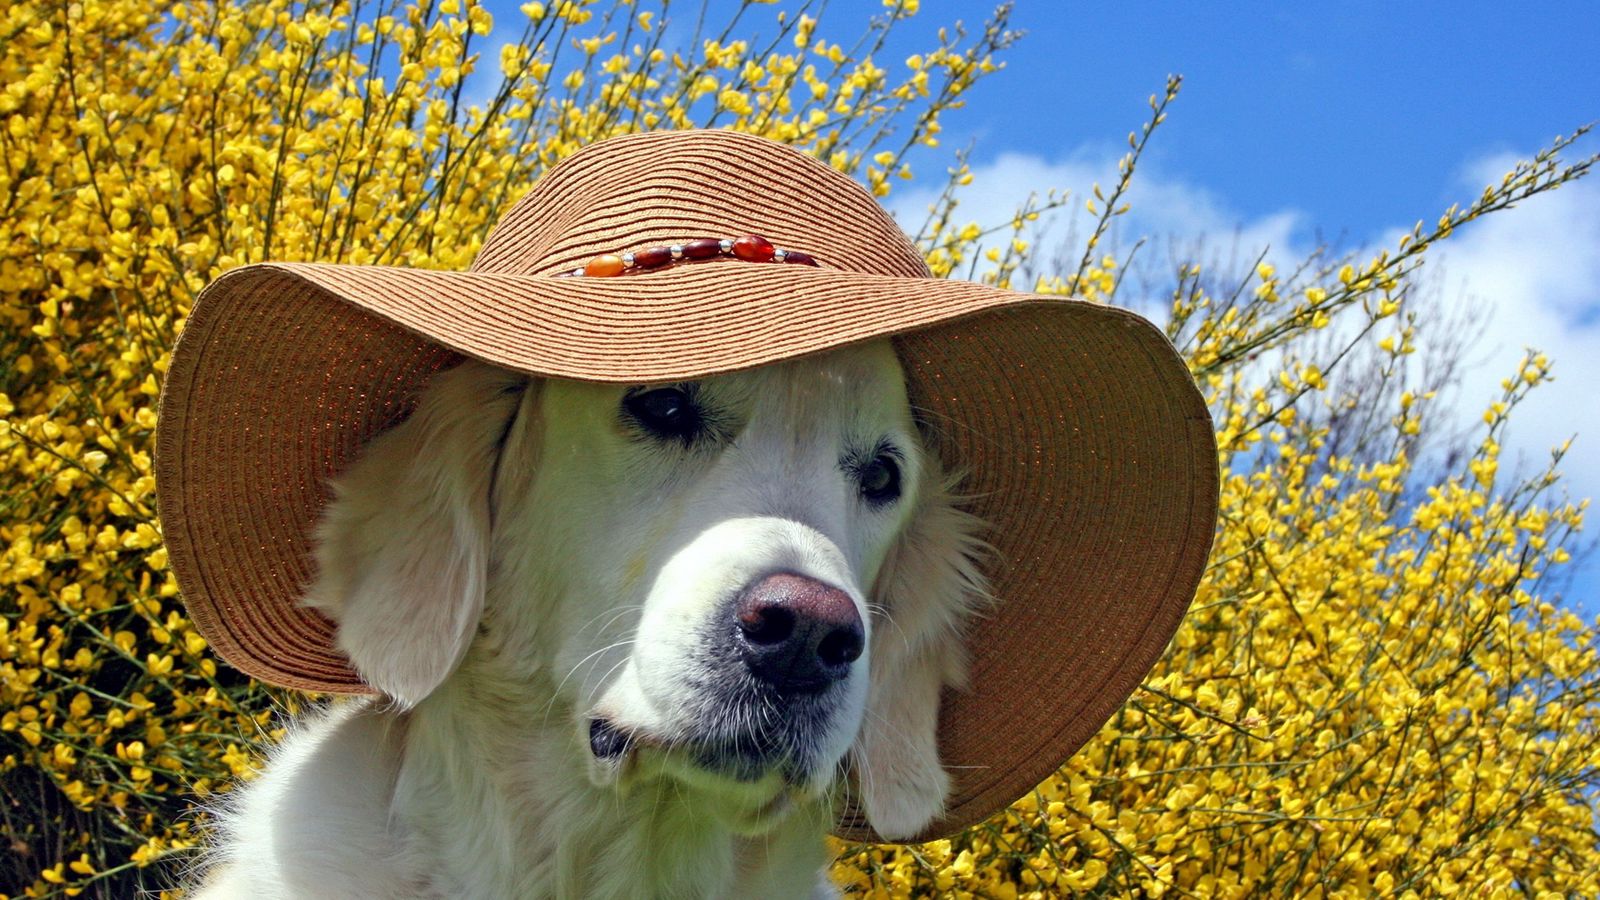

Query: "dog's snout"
(734, 573), (864, 692)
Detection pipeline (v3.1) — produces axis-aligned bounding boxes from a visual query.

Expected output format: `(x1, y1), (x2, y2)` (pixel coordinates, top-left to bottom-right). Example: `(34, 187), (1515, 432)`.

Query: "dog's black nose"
(734, 573), (864, 693)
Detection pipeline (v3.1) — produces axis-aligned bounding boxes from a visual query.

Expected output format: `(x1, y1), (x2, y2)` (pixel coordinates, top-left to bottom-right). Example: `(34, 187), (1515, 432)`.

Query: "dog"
(186, 339), (989, 898)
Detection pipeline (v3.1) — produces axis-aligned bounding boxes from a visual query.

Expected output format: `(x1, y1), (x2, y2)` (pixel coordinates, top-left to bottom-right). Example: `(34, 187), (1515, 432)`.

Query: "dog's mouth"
(585, 712), (824, 834)
(588, 717), (634, 760)
(585, 707), (827, 788)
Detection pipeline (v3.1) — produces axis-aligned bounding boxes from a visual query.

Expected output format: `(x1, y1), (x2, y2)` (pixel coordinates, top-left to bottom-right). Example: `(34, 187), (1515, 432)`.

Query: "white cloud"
(893, 146), (1600, 600)
(1418, 158), (1600, 509)
(885, 150), (1309, 296)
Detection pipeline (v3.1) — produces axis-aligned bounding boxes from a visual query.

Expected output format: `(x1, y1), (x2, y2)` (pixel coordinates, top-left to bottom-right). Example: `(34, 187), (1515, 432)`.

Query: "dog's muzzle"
(585, 561), (870, 786)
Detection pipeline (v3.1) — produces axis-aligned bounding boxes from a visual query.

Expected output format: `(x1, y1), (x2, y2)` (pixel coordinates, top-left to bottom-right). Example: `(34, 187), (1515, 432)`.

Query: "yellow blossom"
(4, 1), (1596, 895)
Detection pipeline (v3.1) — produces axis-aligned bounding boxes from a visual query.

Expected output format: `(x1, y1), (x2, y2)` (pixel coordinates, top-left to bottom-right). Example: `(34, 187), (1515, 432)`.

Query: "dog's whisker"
(845, 744), (875, 822)
(865, 601), (912, 657)
(573, 604), (647, 640)
(860, 704), (920, 749)
(538, 638), (637, 729)
(580, 654), (635, 710)
(836, 750), (860, 805)
(559, 637), (639, 691)
(907, 401), (1001, 452)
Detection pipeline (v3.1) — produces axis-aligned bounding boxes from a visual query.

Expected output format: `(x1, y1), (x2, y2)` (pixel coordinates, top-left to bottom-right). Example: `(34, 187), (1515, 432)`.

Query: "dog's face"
(306, 341), (988, 840)
(524, 344), (916, 813)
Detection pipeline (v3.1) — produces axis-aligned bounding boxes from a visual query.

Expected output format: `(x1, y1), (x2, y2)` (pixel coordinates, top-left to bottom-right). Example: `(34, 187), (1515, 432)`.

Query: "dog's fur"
(186, 341), (989, 899)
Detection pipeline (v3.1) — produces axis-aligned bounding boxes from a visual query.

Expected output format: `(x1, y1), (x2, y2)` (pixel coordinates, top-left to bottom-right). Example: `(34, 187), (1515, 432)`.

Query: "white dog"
(187, 339), (989, 898)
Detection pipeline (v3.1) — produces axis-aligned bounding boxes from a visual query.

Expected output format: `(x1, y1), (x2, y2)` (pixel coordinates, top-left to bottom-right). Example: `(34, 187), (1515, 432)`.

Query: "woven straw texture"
(155, 129), (1218, 841)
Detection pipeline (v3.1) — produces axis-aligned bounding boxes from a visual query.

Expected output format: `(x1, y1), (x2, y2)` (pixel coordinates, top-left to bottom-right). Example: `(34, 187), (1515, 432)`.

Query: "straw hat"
(156, 129), (1217, 841)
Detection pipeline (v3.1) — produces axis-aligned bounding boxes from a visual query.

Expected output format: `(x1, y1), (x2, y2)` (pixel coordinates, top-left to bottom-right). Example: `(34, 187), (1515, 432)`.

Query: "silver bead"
(621, 252), (635, 267)
(571, 268), (585, 276)
(719, 238), (734, 253)
(669, 244), (684, 259)
(773, 249), (787, 263)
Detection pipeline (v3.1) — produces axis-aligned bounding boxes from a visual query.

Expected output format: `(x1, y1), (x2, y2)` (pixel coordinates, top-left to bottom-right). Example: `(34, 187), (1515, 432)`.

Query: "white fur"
(187, 342), (990, 899)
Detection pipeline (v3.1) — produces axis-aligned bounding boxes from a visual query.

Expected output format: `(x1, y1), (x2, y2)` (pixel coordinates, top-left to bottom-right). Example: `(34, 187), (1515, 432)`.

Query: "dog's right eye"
(623, 385), (704, 444)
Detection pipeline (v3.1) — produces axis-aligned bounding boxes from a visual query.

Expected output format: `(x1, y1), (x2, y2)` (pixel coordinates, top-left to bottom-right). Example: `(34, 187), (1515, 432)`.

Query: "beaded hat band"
(156, 129), (1218, 844)
(561, 235), (818, 277)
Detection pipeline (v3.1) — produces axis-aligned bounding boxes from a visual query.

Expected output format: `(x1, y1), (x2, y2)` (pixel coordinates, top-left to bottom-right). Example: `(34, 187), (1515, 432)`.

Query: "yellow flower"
(4, 0), (1596, 895)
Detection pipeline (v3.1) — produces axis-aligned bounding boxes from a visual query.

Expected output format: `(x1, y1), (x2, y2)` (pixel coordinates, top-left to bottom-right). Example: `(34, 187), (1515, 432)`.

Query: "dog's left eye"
(623, 385), (704, 443)
(857, 453), (902, 505)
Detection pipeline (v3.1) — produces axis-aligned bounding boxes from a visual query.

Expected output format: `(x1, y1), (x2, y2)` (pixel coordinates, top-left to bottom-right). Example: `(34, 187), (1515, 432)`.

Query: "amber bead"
(632, 246), (672, 269)
(732, 235), (775, 262)
(782, 249), (817, 267)
(683, 238), (722, 260)
(584, 254), (625, 277)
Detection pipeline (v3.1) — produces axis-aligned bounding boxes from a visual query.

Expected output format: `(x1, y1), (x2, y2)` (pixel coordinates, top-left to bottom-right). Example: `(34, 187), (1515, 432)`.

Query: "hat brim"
(156, 259), (1217, 841)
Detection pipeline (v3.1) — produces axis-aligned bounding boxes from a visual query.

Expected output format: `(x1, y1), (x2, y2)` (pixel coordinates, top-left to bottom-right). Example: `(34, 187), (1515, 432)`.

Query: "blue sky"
(923, 0), (1598, 232)
(879, 1), (1600, 614)
(476, 0), (1600, 610)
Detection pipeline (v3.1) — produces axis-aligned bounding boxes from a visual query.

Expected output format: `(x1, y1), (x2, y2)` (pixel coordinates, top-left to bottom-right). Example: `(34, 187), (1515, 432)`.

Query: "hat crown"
(470, 130), (930, 279)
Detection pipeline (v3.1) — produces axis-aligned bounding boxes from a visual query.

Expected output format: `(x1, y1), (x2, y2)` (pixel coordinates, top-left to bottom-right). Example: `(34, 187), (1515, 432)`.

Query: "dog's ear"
(852, 461), (990, 840)
(304, 361), (533, 706)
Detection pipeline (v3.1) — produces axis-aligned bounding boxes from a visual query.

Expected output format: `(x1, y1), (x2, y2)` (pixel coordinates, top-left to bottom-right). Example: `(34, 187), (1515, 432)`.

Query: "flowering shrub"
(1, 0), (1595, 896)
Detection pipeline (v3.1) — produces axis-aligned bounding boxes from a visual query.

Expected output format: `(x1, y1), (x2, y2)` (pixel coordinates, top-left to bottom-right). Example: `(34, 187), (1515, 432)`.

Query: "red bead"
(684, 238), (722, 260)
(782, 249), (817, 267)
(633, 246), (672, 269)
(732, 235), (775, 262)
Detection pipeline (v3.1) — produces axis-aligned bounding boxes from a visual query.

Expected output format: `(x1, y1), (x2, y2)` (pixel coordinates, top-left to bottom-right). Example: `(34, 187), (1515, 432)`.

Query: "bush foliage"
(1, 0), (1596, 896)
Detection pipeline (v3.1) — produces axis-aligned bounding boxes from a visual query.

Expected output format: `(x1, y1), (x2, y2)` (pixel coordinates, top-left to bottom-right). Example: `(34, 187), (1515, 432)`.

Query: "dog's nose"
(734, 573), (864, 693)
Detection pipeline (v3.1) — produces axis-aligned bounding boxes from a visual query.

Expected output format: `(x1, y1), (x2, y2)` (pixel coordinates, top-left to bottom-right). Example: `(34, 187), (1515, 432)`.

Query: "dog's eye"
(857, 453), (901, 505)
(623, 385), (703, 443)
